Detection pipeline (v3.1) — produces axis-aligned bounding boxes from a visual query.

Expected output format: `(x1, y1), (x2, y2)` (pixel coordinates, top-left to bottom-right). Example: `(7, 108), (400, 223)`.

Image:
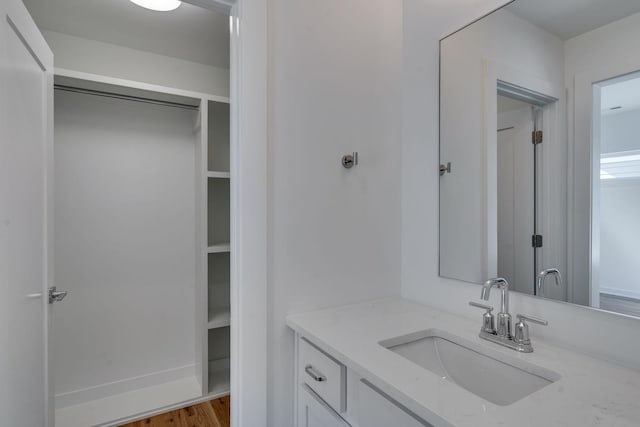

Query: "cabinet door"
(358, 381), (434, 427)
(298, 385), (351, 427)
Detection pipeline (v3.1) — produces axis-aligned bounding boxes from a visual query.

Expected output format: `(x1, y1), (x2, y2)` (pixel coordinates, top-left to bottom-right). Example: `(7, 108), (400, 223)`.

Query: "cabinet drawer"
(299, 337), (346, 413)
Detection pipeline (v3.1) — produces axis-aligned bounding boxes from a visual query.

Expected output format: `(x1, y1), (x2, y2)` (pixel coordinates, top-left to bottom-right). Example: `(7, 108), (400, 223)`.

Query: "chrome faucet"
(470, 277), (548, 353)
(481, 277), (511, 338)
(537, 268), (562, 297)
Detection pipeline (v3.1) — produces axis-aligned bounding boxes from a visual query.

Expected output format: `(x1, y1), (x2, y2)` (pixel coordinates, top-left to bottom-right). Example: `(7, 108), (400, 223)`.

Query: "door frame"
(573, 60), (640, 309)
(482, 59), (563, 283)
(48, 0), (267, 425)
(182, 1), (268, 426)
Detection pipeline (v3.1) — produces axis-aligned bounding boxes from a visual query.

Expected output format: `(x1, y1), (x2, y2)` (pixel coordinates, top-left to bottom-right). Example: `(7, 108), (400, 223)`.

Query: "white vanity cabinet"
(298, 385), (352, 427)
(295, 334), (433, 427)
(358, 381), (433, 427)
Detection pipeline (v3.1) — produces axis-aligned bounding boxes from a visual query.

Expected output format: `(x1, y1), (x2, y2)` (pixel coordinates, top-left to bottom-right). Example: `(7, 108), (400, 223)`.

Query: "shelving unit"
(208, 327), (231, 395)
(209, 357), (231, 395)
(207, 178), (230, 247)
(202, 99), (231, 396)
(207, 252), (230, 331)
(208, 307), (231, 329)
(207, 243), (231, 253)
(207, 171), (231, 179)
(207, 101), (230, 173)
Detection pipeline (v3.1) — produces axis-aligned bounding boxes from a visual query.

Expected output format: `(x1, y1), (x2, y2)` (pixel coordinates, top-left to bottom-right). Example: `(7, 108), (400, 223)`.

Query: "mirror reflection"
(439, 0), (640, 317)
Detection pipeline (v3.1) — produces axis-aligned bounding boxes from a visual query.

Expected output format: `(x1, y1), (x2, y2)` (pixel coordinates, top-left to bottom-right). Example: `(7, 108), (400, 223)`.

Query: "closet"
(22, 1), (232, 426)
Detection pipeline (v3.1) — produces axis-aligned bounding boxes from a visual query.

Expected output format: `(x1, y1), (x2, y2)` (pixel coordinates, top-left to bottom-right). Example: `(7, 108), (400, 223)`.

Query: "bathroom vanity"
(287, 298), (640, 427)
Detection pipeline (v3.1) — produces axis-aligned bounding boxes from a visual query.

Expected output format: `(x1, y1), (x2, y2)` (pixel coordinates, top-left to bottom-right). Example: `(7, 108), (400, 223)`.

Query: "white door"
(0, 1), (54, 426)
(496, 102), (535, 295)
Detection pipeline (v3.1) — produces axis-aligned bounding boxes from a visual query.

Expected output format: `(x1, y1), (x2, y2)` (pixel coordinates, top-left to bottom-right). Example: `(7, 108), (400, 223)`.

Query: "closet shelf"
(207, 243), (230, 253)
(207, 171), (230, 179)
(208, 357), (231, 396)
(208, 308), (231, 329)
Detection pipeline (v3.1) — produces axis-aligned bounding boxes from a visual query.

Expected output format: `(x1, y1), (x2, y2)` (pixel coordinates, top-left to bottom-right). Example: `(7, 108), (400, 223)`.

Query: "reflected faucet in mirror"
(537, 268), (562, 297)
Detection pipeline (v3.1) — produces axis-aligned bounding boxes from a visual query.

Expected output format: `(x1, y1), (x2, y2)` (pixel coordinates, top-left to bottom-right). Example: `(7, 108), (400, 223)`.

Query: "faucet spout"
(537, 268), (562, 297)
(482, 278), (511, 338)
(482, 277), (509, 314)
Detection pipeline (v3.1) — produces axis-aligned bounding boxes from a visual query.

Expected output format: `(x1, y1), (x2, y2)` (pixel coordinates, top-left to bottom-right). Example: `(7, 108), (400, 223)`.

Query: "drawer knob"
(305, 365), (327, 382)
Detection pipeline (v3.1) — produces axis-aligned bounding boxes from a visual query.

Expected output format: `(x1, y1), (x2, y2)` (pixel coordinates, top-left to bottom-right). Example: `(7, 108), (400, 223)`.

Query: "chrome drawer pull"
(305, 365), (326, 382)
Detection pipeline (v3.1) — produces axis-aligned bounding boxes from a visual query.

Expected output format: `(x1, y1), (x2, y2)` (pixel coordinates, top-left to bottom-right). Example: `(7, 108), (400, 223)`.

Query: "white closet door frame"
(228, 2), (268, 427)
(184, 0), (234, 14)
(184, 1), (269, 427)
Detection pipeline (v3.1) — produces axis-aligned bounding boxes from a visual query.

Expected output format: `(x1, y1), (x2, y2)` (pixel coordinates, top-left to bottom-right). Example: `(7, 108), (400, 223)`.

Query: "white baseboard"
(97, 389), (230, 427)
(55, 364), (196, 409)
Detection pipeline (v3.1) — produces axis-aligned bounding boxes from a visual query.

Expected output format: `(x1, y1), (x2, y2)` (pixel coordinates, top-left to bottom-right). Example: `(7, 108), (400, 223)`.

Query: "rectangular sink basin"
(380, 329), (560, 406)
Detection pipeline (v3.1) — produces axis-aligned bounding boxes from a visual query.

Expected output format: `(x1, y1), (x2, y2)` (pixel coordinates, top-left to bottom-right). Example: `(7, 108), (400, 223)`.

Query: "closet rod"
(54, 84), (199, 110)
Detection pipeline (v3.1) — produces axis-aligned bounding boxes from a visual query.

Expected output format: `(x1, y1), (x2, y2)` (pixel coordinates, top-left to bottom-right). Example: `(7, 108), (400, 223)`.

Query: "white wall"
(53, 90), (198, 406)
(564, 12), (640, 81)
(43, 30), (230, 97)
(267, 0), (403, 425)
(401, 0), (640, 373)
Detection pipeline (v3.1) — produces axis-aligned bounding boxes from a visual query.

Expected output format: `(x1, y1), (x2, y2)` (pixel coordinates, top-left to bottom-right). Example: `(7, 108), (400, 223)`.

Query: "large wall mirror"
(439, 0), (640, 317)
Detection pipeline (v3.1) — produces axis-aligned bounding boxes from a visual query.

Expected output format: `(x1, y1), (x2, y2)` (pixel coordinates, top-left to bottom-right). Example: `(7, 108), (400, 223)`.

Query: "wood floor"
(600, 293), (640, 317)
(120, 396), (230, 427)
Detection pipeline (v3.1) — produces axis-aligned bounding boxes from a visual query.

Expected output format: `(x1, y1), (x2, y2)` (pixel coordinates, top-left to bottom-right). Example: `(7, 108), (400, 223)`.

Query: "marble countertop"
(286, 298), (640, 427)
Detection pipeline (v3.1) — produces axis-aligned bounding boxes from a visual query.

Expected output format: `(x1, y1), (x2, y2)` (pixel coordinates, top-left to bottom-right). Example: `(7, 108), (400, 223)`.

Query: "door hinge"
(531, 234), (543, 248)
(532, 130), (543, 145)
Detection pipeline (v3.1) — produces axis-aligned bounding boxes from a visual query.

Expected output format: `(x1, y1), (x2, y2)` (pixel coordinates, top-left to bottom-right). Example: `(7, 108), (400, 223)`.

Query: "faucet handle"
(469, 302), (495, 334)
(469, 301), (493, 311)
(514, 314), (548, 345)
(517, 314), (548, 326)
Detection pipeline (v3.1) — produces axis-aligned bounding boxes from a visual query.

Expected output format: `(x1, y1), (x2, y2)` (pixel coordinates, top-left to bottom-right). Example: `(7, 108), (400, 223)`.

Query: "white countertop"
(286, 298), (640, 427)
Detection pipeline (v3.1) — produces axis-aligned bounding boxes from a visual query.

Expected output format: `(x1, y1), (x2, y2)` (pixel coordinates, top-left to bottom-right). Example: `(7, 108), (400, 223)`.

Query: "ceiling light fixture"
(129, 0), (182, 12)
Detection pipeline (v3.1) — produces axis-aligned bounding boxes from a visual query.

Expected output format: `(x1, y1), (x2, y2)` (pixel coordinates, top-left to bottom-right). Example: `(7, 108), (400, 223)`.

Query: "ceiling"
(506, 0), (640, 40)
(23, 0), (230, 69)
(601, 73), (640, 116)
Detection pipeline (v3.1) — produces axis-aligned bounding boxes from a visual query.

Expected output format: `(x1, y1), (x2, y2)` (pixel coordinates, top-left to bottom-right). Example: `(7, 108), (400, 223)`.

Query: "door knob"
(48, 286), (68, 304)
